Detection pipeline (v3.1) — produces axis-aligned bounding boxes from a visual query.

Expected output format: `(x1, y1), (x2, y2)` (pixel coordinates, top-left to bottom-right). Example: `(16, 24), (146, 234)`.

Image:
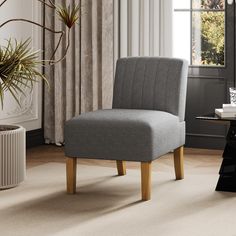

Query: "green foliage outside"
(199, 12), (224, 65)
(195, 0), (224, 9)
(192, 0), (225, 66)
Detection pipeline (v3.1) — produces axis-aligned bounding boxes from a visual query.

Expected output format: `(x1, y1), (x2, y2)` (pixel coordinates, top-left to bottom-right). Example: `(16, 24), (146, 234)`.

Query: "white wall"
(0, 0), (42, 131)
(119, 0), (173, 58)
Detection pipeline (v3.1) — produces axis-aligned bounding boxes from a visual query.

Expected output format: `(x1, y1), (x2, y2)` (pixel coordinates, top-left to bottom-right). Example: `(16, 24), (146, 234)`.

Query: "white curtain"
(44, 0), (114, 144)
(119, 0), (173, 58)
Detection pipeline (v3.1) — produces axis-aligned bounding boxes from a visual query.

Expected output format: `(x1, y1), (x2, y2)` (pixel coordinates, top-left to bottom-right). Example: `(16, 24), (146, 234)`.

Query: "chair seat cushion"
(65, 109), (185, 162)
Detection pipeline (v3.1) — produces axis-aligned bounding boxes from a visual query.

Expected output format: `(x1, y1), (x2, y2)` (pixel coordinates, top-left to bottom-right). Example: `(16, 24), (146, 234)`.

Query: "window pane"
(173, 0), (190, 10)
(192, 0), (225, 10)
(173, 11), (191, 63)
(192, 11), (225, 66)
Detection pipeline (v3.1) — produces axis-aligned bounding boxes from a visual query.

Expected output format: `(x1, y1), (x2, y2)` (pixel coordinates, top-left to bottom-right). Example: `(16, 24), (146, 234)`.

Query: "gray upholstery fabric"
(113, 57), (188, 121)
(65, 57), (188, 162)
(65, 109), (185, 162)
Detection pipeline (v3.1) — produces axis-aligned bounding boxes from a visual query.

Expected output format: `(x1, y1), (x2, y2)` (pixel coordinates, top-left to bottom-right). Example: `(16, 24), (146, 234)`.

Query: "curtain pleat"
(102, 0), (114, 108)
(44, 0), (114, 144)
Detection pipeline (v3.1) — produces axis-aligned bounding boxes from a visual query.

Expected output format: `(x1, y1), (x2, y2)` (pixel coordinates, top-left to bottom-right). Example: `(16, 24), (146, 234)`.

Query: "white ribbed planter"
(0, 125), (26, 189)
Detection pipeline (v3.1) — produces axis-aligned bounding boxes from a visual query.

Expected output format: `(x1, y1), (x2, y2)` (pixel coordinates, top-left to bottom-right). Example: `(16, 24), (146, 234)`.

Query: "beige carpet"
(0, 163), (236, 236)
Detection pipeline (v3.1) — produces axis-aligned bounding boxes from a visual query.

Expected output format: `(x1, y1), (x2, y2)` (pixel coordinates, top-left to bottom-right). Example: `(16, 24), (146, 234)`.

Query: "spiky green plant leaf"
(0, 38), (47, 108)
(56, 3), (80, 28)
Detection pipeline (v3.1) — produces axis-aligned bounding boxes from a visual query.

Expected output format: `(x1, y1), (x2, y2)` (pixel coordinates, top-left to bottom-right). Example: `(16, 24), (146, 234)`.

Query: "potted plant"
(0, 0), (80, 189)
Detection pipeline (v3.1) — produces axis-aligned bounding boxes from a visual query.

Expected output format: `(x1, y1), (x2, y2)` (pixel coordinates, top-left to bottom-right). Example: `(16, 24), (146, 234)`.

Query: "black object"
(196, 113), (236, 192)
(26, 129), (44, 148)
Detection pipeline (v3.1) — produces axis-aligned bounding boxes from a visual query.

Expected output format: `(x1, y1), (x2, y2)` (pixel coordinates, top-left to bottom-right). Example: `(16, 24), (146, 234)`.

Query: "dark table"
(196, 113), (236, 192)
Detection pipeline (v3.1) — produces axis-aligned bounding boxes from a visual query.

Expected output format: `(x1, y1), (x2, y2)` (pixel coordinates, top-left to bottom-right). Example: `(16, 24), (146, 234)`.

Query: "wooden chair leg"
(66, 157), (77, 194)
(174, 146), (184, 180)
(141, 162), (152, 201)
(116, 161), (126, 176)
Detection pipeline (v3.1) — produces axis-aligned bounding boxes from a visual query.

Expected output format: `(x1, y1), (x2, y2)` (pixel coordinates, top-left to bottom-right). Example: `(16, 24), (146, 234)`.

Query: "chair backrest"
(112, 57), (188, 121)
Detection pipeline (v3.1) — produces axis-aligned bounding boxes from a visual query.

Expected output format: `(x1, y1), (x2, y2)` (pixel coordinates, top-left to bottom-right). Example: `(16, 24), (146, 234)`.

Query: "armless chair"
(65, 57), (188, 201)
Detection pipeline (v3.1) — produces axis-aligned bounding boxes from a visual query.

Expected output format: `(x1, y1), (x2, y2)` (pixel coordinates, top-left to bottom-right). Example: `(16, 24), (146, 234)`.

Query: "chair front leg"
(141, 162), (152, 201)
(66, 157), (77, 194)
(174, 146), (184, 180)
(116, 160), (126, 176)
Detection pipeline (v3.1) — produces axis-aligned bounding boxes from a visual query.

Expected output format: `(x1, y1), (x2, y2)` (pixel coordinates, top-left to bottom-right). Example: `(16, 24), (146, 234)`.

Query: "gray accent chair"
(65, 57), (188, 201)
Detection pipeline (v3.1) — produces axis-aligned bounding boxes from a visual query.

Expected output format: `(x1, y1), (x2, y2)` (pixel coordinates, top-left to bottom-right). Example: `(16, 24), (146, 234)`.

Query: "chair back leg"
(116, 161), (126, 175)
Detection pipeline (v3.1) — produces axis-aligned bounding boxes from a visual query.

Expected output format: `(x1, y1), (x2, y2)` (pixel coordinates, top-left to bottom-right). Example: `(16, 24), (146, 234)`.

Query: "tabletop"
(196, 113), (236, 122)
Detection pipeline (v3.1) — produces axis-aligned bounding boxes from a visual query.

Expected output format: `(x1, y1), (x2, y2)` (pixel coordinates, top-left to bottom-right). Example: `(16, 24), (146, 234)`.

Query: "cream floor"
(1, 154), (236, 236)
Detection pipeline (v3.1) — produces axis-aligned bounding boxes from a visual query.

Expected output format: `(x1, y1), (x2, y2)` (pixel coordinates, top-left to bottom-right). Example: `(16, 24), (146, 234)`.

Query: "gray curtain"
(44, 0), (114, 144)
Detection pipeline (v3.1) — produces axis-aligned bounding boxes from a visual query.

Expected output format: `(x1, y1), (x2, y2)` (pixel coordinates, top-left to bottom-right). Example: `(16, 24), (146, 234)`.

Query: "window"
(173, 0), (225, 66)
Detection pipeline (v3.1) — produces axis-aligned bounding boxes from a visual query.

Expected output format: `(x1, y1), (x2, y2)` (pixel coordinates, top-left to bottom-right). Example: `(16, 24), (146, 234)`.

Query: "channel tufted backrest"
(112, 57), (188, 121)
